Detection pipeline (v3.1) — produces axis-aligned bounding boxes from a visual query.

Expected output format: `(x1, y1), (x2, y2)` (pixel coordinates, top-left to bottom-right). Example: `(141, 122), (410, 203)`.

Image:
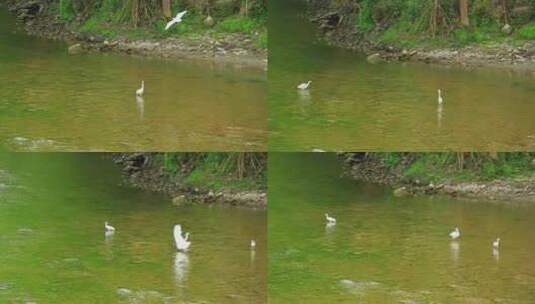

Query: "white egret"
(251, 240), (256, 249)
(438, 89), (444, 104)
(105, 221), (116, 232)
(173, 224), (191, 251)
(325, 213), (336, 224)
(165, 10), (187, 30)
(297, 81), (312, 90)
(449, 227), (460, 240)
(492, 237), (500, 249)
(136, 80), (144, 96)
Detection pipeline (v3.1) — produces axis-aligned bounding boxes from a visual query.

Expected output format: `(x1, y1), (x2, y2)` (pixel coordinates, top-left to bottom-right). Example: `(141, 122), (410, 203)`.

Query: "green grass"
(386, 153), (534, 183)
(46, 2), (267, 49)
(185, 167), (262, 192)
(516, 22), (535, 40)
(257, 31), (268, 49)
(58, 0), (75, 21)
(215, 16), (260, 33)
(157, 153), (266, 193)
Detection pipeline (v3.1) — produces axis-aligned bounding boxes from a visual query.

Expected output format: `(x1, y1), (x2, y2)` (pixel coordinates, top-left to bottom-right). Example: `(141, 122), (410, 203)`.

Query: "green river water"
(269, 153), (535, 303)
(0, 10), (266, 152)
(269, 0), (535, 151)
(0, 153), (266, 303)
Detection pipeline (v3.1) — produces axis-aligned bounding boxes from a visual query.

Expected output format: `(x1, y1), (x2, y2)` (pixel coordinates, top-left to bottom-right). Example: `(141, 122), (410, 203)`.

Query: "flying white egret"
(449, 227), (460, 240)
(325, 213), (336, 224)
(165, 10), (187, 30)
(105, 221), (115, 232)
(173, 224), (191, 251)
(136, 80), (144, 96)
(297, 81), (312, 90)
(438, 89), (444, 104)
(492, 237), (500, 249)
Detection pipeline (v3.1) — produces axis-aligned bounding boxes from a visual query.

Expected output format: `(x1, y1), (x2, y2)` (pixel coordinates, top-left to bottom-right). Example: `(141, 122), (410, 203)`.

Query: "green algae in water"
(268, 153), (535, 303)
(0, 153), (266, 303)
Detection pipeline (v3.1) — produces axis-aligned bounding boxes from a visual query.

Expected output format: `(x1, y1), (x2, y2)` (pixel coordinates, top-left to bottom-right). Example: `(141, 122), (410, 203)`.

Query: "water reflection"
(297, 90), (311, 103)
(493, 248), (500, 261)
(450, 241), (460, 262)
(325, 222), (336, 234)
(135, 96), (144, 120)
(250, 247), (256, 263)
(437, 103), (443, 128)
(105, 230), (115, 241)
(174, 252), (189, 286)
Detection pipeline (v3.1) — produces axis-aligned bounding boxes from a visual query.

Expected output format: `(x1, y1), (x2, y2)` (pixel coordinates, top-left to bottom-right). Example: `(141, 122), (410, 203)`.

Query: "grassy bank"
(156, 152), (267, 192)
(346, 152), (534, 184)
(12, 0), (267, 48)
(315, 0), (534, 49)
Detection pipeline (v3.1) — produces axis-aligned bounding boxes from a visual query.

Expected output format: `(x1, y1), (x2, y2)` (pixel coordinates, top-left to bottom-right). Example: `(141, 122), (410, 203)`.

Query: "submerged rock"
(68, 43), (84, 55)
(172, 195), (187, 206)
(116, 288), (132, 296)
(394, 186), (409, 197)
(367, 53), (384, 64)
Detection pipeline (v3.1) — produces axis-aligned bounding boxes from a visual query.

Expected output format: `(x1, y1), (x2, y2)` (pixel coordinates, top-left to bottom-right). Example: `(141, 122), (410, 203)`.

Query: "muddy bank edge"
(112, 153), (267, 209)
(340, 153), (535, 203)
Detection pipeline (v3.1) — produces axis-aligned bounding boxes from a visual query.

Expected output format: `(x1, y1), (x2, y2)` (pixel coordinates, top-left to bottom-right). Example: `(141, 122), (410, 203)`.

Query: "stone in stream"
(172, 195), (187, 206)
(116, 288), (132, 296)
(393, 186), (409, 197)
(68, 43), (84, 55)
(367, 53), (385, 64)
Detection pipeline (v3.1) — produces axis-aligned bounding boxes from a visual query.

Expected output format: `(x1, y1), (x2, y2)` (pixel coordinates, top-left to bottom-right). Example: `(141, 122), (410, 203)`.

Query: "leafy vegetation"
(156, 153), (267, 192)
(372, 153), (535, 183)
(37, 0), (267, 45)
(327, 0), (535, 47)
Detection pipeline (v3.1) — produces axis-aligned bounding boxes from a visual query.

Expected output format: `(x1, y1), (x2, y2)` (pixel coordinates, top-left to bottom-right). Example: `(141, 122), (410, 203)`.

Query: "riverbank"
(112, 153), (267, 209)
(308, 1), (535, 72)
(2, 1), (267, 69)
(341, 153), (535, 203)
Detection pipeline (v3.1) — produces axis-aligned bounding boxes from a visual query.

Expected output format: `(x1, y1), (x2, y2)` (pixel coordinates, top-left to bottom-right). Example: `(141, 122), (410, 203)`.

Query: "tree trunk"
(500, 0), (509, 24)
(430, 0), (440, 36)
(459, 0), (469, 27)
(162, 0), (171, 18)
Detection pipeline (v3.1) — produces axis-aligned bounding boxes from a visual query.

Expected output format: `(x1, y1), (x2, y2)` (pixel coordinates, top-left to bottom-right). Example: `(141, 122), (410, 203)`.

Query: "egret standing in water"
(165, 10), (187, 30)
(449, 227), (460, 240)
(173, 224), (191, 251)
(136, 81), (144, 97)
(105, 221), (115, 232)
(438, 89), (444, 104)
(325, 213), (336, 224)
(297, 81), (312, 90)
